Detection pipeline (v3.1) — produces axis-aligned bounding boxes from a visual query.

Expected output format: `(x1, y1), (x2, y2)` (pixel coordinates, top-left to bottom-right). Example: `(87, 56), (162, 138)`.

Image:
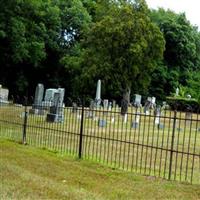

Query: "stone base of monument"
(29, 108), (46, 115)
(131, 121), (138, 129)
(0, 100), (9, 106)
(46, 113), (64, 123)
(98, 119), (106, 127)
(46, 106), (64, 122)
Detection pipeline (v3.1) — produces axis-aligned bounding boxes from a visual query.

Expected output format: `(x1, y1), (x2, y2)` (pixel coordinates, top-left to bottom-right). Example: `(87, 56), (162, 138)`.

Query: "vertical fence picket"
(168, 110), (177, 180)
(78, 100), (84, 159)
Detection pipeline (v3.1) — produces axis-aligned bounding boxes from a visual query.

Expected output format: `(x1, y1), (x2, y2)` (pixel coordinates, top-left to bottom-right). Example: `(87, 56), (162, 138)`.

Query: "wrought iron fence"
(0, 98), (199, 184)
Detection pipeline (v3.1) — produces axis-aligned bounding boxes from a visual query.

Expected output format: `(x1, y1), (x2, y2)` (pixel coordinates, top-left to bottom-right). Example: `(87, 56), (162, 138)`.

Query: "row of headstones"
(29, 83), (65, 122)
(75, 109), (198, 132)
(88, 95), (158, 114)
(94, 79), (159, 114)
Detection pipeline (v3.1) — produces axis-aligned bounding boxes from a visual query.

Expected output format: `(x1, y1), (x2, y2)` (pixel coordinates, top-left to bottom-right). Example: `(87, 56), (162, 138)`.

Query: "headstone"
(155, 106), (161, 125)
(95, 80), (101, 108)
(42, 88), (57, 108)
(112, 100), (116, 109)
(108, 102), (112, 111)
(145, 96), (156, 110)
(33, 84), (44, 108)
(29, 84), (45, 115)
(46, 89), (65, 122)
(151, 97), (156, 106)
(98, 119), (106, 127)
(123, 113), (128, 123)
(0, 85), (9, 105)
(103, 99), (109, 110)
(132, 122), (138, 129)
(72, 102), (78, 113)
(131, 112), (140, 129)
(86, 100), (95, 118)
(144, 100), (151, 115)
(185, 112), (192, 124)
(135, 112), (140, 123)
(158, 124), (164, 130)
(134, 94), (142, 108)
(111, 116), (115, 123)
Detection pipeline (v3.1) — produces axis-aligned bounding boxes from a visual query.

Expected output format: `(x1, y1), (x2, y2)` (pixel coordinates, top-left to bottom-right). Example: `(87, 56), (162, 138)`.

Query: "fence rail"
(0, 99), (199, 184)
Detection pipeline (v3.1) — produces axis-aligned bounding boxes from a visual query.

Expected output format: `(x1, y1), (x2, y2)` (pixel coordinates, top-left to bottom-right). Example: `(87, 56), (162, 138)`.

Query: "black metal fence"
(0, 99), (199, 184)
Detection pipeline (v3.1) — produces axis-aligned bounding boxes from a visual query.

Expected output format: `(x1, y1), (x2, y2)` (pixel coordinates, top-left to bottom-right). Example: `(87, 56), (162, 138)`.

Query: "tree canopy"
(0, 0), (199, 102)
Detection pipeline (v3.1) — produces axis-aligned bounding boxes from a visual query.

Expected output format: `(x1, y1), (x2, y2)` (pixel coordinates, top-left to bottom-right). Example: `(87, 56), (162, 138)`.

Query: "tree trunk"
(121, 86), (131, 116)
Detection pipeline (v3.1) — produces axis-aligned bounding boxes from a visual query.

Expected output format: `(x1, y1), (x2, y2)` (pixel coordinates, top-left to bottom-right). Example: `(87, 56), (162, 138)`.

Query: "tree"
(0, 0), (91, 96)
(149, 8), (200, 99)
(69, 0), (165, 103)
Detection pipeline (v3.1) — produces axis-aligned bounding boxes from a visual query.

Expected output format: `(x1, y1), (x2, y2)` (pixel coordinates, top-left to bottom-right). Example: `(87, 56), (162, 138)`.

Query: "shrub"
(166, 97), (200, 112)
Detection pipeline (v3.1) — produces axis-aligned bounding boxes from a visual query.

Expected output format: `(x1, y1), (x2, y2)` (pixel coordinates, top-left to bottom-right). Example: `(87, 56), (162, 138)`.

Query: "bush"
(166, 97), (200, 112)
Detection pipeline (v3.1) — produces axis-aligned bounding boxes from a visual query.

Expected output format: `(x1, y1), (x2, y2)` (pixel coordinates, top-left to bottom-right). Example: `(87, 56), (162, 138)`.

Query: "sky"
(145, 0), (200, 29)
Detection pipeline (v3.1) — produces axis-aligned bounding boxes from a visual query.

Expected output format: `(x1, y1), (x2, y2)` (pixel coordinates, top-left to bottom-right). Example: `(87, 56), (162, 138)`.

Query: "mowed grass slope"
(0, 139), (200, 200)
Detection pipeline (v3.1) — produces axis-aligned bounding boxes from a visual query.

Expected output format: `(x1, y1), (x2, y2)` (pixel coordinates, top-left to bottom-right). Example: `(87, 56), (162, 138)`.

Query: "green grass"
(0, 104), (199, 184)
(0, 139), (200, 200)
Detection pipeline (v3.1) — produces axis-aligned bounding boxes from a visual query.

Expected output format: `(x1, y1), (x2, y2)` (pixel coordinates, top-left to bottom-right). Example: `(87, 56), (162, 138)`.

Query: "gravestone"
(132, 112), (140, 129)
(134, 94), (142, 108)
(151, 97), (156, 108)
(95, 80), (101, 108)
(144, 100), (151, 115)
(154, 106), (164, 129)
(111, 116), (115, 123)
(144, 96), (156, 113)
(108, 102), (112, 111)
(86, 100), (95, 118)
(123, 113), (128, 123)
(33, 84), (44, 108)
(185, 112), (192, 124)
(112, 100), (116, 109)
(72, 102), (78, 113)
(46, 89), (65, 122)
(103, 99), (109, 110)
(29, 84), (45, 115)
(42, 88), (58, 109)
(0, 85), (9, 105)
(155, 106), (161, 124)
(98, 119), (106, 127)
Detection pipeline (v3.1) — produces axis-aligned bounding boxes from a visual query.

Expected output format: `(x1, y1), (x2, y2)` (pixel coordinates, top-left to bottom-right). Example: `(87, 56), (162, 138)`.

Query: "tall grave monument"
(95, 80), (101, 108)
(46, 88), (65, 123)
(0, 85), (9, 105)
(29, 83), (45, 114)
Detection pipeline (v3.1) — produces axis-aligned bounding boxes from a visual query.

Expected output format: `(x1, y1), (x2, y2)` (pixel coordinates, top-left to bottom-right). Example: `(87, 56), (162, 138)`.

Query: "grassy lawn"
(0, 104), (199, 184)
(0, 139), (200, 200)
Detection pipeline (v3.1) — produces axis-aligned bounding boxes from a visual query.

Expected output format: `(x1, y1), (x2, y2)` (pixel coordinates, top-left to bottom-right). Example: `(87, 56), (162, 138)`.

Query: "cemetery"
(0, 81), (199, 185)
(0, 0), (200, 198)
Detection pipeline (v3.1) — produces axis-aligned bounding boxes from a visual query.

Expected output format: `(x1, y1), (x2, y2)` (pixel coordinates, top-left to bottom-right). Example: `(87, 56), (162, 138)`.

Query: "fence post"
(22, 97), (28, 144)
(168, 110), (177, 180)
(78, 100), (84, 159)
